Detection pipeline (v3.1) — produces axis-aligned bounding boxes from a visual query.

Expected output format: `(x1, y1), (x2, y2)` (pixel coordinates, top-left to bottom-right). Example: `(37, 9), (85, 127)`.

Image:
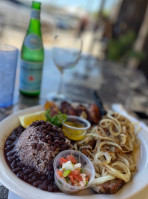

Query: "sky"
(38, 0), (119, 12)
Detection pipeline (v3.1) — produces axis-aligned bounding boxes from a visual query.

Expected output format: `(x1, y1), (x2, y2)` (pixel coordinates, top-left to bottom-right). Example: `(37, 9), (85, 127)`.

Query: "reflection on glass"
(47, 35), (82, 101)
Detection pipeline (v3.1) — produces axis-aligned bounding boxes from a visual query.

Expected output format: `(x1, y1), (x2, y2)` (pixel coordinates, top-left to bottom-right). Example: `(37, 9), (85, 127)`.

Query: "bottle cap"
(32, 1), (41, 10)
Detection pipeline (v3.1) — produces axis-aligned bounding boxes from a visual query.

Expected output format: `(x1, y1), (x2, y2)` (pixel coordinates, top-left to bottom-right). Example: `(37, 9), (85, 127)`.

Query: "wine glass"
(47, 35), (83, 101)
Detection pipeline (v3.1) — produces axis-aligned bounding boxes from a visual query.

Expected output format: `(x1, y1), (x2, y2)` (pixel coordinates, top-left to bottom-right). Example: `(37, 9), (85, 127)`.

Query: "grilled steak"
(92, 178), (125, 194)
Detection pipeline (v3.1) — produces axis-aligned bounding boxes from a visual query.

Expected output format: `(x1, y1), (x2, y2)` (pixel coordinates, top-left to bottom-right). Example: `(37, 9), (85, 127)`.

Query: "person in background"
(77, 14), (89, 38)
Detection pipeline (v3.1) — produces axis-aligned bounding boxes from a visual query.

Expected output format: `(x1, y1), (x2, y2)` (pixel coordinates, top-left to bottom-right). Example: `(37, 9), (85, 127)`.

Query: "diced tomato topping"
(66, 155), (77, 164)
(69, 175), (75, 185)
(69, 173), (82, 183)
(59, 158), (68, 165)
(69, 169), (83, 184)
(57, 170), (63, 178)
(70, 169), (80, 176)
(85, 176), (89, 181)
(73, 174), (83, 182)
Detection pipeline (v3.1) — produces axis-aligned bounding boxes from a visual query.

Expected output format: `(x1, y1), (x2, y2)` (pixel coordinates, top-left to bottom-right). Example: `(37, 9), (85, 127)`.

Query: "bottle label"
(20, 60), (43, 92)
(24, 34), (42, 50)
(31, 9), (40, 20)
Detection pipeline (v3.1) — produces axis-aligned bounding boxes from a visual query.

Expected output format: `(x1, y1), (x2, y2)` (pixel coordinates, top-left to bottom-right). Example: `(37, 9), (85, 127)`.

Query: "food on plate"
(45, 109), (67, 127)
(44, 101), (57, 111)
(19, 111), (46, 128)
(60, 101), (77, 116)
(44, 101), (59, 117)
(53, 150), (95, 193)
(4, 100), (139, 195)
(75, 104), (88, 118)
(92, 178), (124, 194)
(44, 101), (101, 125)
(60, 101), (101, 124)
(75, 111), (139, 193)
(88, 104), (101, 124)
(5, 120), (72, 192)
(15, 121), (71, 173)
(62, 116), (90, 140)
(56, 155), (89, 187)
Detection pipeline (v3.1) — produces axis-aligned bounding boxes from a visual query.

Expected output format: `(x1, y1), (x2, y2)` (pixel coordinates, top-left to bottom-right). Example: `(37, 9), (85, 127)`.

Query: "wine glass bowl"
(53, 35), (82, 71)
(47, 35), (83, 101)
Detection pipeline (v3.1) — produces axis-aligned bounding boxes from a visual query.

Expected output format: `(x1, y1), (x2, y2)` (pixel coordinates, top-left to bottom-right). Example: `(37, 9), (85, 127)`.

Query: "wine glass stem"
(57, 70), (64, 95)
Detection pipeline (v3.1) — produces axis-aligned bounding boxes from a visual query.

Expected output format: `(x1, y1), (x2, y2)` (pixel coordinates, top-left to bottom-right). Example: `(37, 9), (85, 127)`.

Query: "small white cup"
(53, 150), (95, 194)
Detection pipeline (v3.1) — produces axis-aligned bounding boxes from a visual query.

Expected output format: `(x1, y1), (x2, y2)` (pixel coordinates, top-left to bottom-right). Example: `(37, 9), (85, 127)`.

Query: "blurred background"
(0, 0), (148, 80)
(0, 1), (148, 198)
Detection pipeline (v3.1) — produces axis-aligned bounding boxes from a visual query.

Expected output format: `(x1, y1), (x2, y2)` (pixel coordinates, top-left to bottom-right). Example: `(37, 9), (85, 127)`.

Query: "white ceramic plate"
(0, 105), (148, 199)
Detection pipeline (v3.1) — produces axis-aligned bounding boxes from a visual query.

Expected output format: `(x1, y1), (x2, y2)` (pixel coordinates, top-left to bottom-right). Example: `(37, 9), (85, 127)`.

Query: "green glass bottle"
(19, 1), (44, 97)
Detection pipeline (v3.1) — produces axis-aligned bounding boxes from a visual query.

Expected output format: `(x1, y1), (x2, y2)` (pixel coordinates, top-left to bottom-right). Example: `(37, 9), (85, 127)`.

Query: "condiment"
(65, 121), (84, 128)
(56, 155), (89, 188)
(62, 120), (86, 140)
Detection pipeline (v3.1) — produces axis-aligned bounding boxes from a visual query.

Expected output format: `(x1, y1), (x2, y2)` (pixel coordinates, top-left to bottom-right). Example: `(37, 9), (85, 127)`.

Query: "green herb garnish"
(63, 169), (71, 177)
(65, 176), (70, 182)
(45, 109), (67, 127)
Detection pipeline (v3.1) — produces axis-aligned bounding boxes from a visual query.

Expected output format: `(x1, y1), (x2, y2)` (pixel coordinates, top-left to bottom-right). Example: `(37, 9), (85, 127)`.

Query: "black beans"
(50, 132), (55, 137)
(60, 145), (67, 151)
(48, 165), (53, 171)
(41, 125), (46, 129)
(53, 184), (59, 192)
(13, 167), (21, 174)
(40, 175), (47, 181)
(32, 175), (38, 181)
(6, 139), (13, 145)
(39, 184), (48, 191)
(43, 130), (49, 134)
(6, 143), (15, 150)
(8, 136), (16, 141)
(33, 181), (41, 187)
(7, 156), (15, 162)
(48, 185), (54, 192)
(24, 168), (34, 174)
(6, 150), (15, 157)
(48, 171), (54, 181)
(47, 127), (51, 131)
(4, 122), (72, 193)
(41, 138), (46, 143)
(31, 121), (71, 154)
(17, 162), (24, 167)
(28, 178), (35, 183)
(11, 160), (17, 169)
(54, 139), (59, 144)
(17, 172), (25, 179)
(48, 140), (52, 145)
(29, 172), (37, 178)
(43, 180), (48, 186)
(23, 175), (28, 181)
(54, 144), (59, 148)
(48, 159), (53, 166)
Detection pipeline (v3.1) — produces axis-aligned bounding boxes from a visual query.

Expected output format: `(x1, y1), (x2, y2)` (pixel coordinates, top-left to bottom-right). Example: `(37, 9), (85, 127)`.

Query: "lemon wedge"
(19, 111), (46, 128)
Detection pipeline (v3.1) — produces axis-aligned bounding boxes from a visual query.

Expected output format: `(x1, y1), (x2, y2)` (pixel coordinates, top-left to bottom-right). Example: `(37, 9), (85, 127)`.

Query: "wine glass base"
(46, 92), (67, 102)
